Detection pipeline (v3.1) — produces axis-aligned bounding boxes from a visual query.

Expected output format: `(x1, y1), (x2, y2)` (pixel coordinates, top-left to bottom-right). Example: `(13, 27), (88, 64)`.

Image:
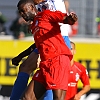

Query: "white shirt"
(36, 0), (72, 36)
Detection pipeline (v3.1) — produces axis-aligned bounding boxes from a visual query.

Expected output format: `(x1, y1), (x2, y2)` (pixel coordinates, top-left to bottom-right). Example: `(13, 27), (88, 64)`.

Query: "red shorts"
(33, 55), (70, 90)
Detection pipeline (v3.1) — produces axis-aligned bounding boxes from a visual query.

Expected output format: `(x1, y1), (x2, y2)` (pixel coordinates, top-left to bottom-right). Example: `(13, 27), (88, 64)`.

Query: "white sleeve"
(60, 24), (72, 36)
(54, 0), (66, 13)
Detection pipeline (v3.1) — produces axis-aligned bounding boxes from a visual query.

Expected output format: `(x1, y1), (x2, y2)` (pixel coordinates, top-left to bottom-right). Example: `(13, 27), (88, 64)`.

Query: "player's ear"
(31, 4), (37, 12)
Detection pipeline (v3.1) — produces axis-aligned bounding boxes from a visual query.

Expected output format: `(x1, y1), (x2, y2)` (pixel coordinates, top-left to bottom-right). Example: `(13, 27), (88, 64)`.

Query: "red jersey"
(65, 61), (90, 100)
(31, 10), (72, 61)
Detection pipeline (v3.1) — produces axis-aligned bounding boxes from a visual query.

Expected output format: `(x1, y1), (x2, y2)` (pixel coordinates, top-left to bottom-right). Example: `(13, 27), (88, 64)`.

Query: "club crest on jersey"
(75, 73), (79, 81)
(35, 20), (38, 26)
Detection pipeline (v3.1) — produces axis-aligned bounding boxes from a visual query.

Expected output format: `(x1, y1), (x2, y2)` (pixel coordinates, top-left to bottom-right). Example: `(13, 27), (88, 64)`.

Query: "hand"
(12, 56), (22, 66)
(73, 94), (81, 100)
(67, 12), (78, 25)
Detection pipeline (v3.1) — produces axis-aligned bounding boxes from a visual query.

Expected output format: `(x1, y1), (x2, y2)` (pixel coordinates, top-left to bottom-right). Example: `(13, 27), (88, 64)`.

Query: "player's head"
(17, 0), (38, 22)
(70, 41), (76, 55)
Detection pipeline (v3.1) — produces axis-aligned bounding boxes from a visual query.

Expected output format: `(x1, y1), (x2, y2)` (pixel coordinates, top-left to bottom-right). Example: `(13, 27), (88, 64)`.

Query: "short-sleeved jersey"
(65, 61), (90, 100)
(31, 10), (72, 61)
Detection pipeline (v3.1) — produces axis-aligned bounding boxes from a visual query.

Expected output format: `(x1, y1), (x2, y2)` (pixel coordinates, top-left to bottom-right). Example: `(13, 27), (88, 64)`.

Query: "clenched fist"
(64, 12), (78, 25)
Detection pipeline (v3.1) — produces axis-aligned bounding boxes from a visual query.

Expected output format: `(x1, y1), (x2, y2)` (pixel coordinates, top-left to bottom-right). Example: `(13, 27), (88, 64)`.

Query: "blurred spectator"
(10, 11), (31, 39)
(0, 11), (7, 35)
(95, 10), (100, 35)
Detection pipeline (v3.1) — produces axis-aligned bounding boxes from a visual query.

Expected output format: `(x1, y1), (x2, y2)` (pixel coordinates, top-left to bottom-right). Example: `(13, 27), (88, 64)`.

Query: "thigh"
(19, 52), (39, 74)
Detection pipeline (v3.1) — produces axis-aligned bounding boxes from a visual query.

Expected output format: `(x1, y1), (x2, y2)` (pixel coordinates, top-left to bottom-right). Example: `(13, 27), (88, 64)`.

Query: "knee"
(23, 93), (36, 100)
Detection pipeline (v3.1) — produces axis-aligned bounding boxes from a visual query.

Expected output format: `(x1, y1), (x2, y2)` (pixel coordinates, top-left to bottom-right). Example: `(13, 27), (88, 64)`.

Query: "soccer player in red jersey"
(64, 41), (90, 100)
(16, 0), (77, 99)
(23, 41), (90, 100)
(10, 0), (74, 100)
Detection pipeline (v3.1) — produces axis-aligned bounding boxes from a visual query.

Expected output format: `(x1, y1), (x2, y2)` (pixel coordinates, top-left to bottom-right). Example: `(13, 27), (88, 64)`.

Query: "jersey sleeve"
(80, 65), (90, 87)
(44, 10), (67, 23)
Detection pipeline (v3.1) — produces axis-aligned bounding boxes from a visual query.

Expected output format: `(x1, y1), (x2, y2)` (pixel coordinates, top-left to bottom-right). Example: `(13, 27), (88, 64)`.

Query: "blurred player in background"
(65, 41), (90, 100)
(10, 0), (78, 100)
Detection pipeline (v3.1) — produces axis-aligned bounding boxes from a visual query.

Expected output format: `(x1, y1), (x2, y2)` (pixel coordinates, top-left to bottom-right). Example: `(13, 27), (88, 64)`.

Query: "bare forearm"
(74, 85), (90, 100)
(77, 85), (90, 96)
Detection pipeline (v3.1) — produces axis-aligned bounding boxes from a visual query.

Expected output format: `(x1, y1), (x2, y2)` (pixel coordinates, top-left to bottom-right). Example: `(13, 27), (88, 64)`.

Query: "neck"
(71, 59), (74, 66)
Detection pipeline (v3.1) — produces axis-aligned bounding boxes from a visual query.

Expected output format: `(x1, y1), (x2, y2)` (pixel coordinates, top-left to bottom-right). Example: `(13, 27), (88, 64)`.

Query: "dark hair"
(17, 0), (34, 8)
(70, 41), (75, 49)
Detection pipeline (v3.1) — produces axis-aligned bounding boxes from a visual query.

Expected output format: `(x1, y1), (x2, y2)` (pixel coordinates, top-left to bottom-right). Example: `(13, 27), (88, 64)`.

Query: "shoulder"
(41, 10), (52, 16)
(36, 10), (52, 19)
(74, 61), (86, 70)
(36, 10), (49, 16)
(41, 10), (61, 15)
(39, 10), (51, 14)
(74, 61), (88, 76)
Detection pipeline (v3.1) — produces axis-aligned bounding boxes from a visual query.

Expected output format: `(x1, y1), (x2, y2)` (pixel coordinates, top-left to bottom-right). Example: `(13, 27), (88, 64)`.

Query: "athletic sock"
(10, 72), (29, 100)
